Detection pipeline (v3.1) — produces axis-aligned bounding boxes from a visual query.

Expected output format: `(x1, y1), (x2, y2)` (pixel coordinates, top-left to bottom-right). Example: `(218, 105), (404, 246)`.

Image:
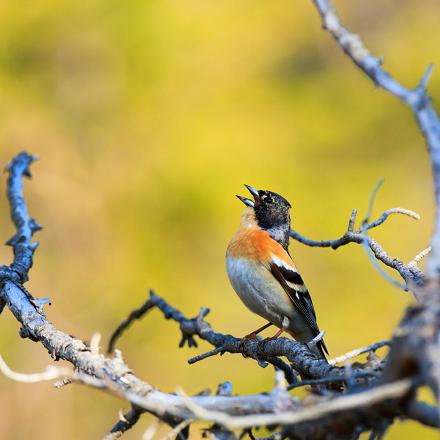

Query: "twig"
(189, 347), (296, 385)
(365, 208), (420, 231)
(362, 178), (385, 227)
(103, 406), (142, 440)
(90, 332), (102, 355)
(290, 204), (423, 286)
(159, 419), (192, 440)
(107, 296), (156, 353)
(361, 239), (408, 291)
(328, 341), (390, 366)
(360, 180), (409, 291)
(188, 346), (227, 364)
(5, 152), (41, 282)
(408, 247), (432, 268)
(0, 354), (72, 383)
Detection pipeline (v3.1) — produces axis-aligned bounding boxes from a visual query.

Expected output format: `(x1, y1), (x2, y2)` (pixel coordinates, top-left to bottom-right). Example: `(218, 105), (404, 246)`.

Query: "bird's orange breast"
(227, 226), (293, 266)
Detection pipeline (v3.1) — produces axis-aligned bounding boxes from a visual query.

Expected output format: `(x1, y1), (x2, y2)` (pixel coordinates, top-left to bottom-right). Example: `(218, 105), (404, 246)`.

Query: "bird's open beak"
(236, 195), (254, 207)
(244, 184), (260, 200)
(236, 184), (260, 207)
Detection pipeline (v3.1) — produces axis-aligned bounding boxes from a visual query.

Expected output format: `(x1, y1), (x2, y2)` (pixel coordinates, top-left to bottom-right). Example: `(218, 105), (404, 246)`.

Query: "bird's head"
(237, 184), (292, 230)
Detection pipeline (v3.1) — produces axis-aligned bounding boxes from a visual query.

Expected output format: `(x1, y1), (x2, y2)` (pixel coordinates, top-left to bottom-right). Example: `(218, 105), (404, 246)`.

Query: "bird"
(226, 184), (328, 360)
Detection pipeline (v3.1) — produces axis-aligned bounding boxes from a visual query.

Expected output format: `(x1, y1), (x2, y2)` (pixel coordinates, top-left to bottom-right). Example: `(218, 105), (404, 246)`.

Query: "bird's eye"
(266, 196), (273, 204)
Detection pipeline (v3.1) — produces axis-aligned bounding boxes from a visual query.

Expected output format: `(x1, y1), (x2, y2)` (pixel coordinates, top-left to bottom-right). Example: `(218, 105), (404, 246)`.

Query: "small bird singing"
(226, 184), (328, 359)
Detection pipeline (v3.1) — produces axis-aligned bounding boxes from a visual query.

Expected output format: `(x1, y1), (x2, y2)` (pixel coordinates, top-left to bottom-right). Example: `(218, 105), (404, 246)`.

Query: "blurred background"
(0, 0), (438, 438)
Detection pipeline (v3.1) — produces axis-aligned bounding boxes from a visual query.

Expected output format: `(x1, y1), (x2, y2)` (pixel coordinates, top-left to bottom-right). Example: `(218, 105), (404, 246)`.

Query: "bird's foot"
(242, 332), (258, 340)
(242, 322), (273, 341)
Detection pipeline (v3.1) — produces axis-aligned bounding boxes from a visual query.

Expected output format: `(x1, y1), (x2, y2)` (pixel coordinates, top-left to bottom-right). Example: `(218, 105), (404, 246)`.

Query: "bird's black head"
(236, 185), (292, 248)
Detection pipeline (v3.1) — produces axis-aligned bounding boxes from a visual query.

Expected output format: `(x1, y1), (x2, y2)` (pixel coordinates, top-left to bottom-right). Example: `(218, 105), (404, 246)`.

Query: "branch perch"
(291, 205), (424, 287)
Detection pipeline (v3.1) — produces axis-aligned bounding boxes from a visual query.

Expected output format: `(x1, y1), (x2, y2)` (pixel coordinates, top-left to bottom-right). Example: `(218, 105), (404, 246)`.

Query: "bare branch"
(107, 296), (156, 353)
(188, 346), (227, 365)
(328, 340), (390, 366)
(0, 354), (72, 383)
(103, 406), (142, 440)
(291, 205), (424, 286)
(5, 152), (41, 283)
(361, 239), (408, 291)
(168, 380), (413, 430)
(359, 181), (410, 290)
(311, 0), (440, 278)
(90, 332), (102, 355)
(110, 291), (342, 381)
(363, 178), (385, 227)
(365, 208), (420, 231)
(159, 419), (192, 440)
(408, 247), (432, 269)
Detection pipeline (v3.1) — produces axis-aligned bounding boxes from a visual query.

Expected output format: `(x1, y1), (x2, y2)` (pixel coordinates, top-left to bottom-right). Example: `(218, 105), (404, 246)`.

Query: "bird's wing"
(268, 254), (328, 355)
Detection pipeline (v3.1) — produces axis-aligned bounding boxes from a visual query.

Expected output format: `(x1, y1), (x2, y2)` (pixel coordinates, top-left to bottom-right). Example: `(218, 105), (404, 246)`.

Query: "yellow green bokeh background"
(0, 1), (439, 438)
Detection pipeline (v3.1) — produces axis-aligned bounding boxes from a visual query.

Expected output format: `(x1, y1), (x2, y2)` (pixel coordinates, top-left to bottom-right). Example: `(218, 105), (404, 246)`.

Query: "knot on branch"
(19, 326), (38, 342)
(179, 307), (210, 348)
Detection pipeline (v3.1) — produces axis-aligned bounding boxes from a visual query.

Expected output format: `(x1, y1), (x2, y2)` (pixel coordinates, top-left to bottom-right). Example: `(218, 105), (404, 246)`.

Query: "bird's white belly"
(226, 256), (293, 328)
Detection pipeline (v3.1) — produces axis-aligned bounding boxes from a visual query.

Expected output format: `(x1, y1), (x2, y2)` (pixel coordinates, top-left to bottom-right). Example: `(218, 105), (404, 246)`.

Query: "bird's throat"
(265, 224), (290, 251)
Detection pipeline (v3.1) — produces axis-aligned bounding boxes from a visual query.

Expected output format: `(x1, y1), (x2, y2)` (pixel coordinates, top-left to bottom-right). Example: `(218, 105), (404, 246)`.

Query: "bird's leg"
(271, 327), (285, 339)
(243, 322), (273, 340)
(269, 317), (290, 339)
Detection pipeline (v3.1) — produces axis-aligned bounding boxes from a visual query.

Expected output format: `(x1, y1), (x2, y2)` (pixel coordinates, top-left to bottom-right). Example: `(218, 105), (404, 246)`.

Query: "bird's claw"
(242, 332), (258, 340)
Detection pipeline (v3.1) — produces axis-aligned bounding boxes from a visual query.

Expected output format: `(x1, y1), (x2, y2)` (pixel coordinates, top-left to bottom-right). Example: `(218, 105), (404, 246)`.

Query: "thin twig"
(408, 247), (432, 268)
(365, 208), (420, 231)
(362, 178), (385, 227)
(159, 419), (192, 440)
(290, 203), (423, 286)
(328, 341), (390, 366)
(90, 332), (102, 355)
(107, 296), (156, 353)
(188, 346), (227, 364)
(0, 354), (72, 383)
(361, 240), (408, 291)
(103, 406), (143, 440)
(360, 180), (409, 291)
